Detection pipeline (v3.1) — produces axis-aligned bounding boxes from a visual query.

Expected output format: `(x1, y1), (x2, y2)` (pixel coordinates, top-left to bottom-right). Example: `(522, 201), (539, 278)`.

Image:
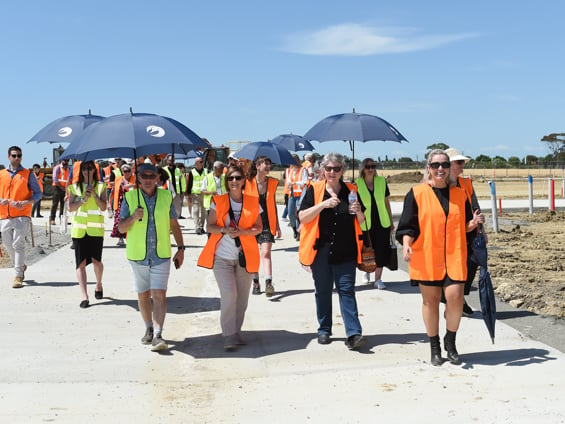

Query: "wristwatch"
(177, 245), (186, 251)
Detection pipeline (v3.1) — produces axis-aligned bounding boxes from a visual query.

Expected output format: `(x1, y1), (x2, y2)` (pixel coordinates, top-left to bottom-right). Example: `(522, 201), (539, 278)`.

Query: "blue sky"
(1, 0), (564, 167)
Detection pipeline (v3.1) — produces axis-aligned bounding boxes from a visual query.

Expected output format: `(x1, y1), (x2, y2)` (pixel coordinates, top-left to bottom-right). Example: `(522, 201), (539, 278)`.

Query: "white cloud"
(281, 23), (479, 56)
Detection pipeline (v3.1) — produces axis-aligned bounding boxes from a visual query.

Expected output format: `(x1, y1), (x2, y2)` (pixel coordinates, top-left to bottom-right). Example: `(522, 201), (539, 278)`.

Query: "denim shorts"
(129, 260), (171, 293)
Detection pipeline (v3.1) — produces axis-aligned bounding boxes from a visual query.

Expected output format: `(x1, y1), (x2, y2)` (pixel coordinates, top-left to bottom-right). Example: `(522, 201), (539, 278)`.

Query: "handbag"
(228, 204), (247, 268)
(386, 236), (398, 271)
(357, 231), (377, 273)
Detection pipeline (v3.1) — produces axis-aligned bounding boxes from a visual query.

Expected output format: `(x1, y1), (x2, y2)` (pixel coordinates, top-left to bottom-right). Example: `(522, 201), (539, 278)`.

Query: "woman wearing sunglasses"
(355, 158), (394, 289)
(68, 160), (107, 309)
(198, 166), (262, 350)
(244, 156), (282, 297)
(396, 149), (484, 366)
(298, 152), (366, 350)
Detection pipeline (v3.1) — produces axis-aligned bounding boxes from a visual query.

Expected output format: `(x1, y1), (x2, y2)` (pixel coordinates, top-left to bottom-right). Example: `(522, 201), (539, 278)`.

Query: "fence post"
(489, 180), (499, 233)
(549, 179), (555, 211)
(528, 175), (534, 214)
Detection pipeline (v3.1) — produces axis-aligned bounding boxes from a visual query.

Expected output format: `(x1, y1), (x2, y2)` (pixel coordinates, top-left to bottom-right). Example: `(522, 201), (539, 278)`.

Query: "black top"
(300, 181), (360, 265)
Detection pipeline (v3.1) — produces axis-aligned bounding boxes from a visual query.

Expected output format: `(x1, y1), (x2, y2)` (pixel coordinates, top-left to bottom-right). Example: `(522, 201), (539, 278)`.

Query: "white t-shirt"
(210, 197), (262, 260)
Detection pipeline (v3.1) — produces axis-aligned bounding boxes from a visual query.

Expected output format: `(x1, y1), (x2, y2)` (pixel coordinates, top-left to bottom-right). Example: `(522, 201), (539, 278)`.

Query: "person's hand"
(132, 206), (144, 220)
(402, 245), (412, 262)
(173, 250), (184, 269)
(350, 199), (362, 214)
(10, 200), (26, 209)
(324, 194), (340, 209)
(276, 228), (282, 239)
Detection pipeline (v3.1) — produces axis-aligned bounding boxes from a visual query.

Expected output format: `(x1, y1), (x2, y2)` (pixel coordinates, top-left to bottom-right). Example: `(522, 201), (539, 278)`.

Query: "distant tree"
(525, 155), (538, 165)
(541, 133), (565, 158)
(492, 156), (507, 167)
(475, 154), (491, 163)
(507, 156), (522, 167)
(398, 157), (414, 164)
(425, 142), (450, 159)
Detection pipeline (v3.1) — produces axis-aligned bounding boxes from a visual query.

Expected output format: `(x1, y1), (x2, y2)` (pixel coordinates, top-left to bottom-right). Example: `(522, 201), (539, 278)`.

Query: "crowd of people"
(0, 145), (484, 364)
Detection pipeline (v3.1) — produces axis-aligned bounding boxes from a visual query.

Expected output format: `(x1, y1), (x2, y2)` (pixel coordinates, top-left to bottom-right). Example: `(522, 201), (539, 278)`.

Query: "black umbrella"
(470, 226), (496, 343)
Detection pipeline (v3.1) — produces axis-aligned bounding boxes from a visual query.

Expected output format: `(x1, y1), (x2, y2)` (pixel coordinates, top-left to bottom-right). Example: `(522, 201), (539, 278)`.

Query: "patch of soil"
(386, 171), (423, 184)
(487, 210), (565, 318)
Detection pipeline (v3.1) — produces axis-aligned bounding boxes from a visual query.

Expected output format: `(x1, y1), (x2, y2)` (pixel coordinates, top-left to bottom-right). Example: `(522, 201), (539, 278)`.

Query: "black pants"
(32, 200), (42, 217)
(50, 186), (65, 221)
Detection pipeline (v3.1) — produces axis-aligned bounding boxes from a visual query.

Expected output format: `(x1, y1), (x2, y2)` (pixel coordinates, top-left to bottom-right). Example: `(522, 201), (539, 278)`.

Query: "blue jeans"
(310, 243), (362, 337)
(288, 195), (299, 229)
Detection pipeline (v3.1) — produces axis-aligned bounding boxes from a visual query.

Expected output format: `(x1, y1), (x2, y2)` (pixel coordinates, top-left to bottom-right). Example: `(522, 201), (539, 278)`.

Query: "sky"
(1, 0), (564, 167)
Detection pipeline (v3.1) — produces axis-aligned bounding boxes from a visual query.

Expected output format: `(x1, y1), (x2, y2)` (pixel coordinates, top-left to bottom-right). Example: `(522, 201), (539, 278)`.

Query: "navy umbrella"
(470, 226), (496, 343)
(235, 141), (296, 166)
(303, 109), (408, 175)
(27, 110), (105, 144)
(270, 134), (314, 152)
(60, 111), (207, 161)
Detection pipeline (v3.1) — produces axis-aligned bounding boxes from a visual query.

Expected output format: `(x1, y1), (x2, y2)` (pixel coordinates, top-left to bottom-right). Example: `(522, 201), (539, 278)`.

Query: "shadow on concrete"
(23, 279), (77, 288)
(167, 329), (316, 358)
(461, 348), (557, 368)
(101, 295), (220, 314)
(267, 288), (315, 302)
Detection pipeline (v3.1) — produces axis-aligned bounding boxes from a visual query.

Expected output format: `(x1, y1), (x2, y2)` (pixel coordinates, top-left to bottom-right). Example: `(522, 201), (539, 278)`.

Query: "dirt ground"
(2, 174), (565, 320)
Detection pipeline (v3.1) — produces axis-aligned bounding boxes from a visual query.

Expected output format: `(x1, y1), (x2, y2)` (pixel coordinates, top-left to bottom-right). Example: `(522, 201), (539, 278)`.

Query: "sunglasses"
(81, 166), (95, 171)
(324, 166), (342, 173)
(453, 160), (465, 165)
(227, 175), (243, 181)
(429, 162), (451, 170)
(11, 154), (22, 158)
(365, 164), (377, 170)
(140, 173), (157, 180)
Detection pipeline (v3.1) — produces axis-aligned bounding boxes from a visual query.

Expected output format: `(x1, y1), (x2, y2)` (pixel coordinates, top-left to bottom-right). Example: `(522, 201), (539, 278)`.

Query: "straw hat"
(445, 147), (470, 163)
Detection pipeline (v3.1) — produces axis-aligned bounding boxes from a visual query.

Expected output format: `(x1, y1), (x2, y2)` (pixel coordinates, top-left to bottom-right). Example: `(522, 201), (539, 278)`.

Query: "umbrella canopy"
(270, 134), (314, 152)
(303, 110), (408, 175)
(175, 150), (203, 160)
(60, 112), (208, 161)
(235, 141), (296, 166)
(27, 110), (105, 144)
(470, 228), (496, 343)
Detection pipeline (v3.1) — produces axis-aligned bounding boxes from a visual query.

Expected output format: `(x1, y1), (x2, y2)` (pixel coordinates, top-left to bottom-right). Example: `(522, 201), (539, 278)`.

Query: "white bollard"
(489, 180), (499, 233)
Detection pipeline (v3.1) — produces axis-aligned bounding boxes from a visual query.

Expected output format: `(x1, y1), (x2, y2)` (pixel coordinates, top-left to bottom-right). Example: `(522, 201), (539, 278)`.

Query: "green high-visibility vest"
(191, 168), (207, 194)
(124, 189), (173, 261)
(69, 182), (106, 238)
(355, 176), (391, 230)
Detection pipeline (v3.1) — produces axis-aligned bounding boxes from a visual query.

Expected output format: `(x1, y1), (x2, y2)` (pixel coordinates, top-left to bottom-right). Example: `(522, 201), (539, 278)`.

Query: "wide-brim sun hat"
(445, 147), (471, 163)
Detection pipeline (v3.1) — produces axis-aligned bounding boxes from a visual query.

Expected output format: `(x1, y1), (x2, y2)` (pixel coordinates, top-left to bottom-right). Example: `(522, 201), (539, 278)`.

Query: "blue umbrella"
(470, 227), (496, 343)
(60, 111), (208, 161)
(235, 141), (295, 166)
(27, 110), (105, 144)
(270, 134), (314, 152)
(303, 109), (408, 174)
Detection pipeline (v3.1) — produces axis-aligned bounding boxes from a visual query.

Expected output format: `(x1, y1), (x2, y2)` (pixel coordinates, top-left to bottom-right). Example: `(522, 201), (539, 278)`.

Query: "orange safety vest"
(298, 181), (363, 266)
(283, 167), (292, 196)
(409, 183), (468, 281)
(52, 165), (69, 188)
(112, 174), (136, 210)
(34, 171), (44, 192)
(197, 193), (260, 273)
(289, 165), (306, 197)
(244, 176), (279, 236)
(0, 168), (33, 218)
(458, 176), (473, 205)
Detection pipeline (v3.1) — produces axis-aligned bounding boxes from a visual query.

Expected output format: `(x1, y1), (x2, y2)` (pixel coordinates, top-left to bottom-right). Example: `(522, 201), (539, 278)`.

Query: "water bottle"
(348, 189), (357, 215)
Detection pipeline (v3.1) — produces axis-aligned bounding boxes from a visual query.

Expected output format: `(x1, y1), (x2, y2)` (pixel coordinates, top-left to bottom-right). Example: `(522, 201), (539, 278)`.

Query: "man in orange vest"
(0, 146), (42, 288)
(49, 157), (70, 225)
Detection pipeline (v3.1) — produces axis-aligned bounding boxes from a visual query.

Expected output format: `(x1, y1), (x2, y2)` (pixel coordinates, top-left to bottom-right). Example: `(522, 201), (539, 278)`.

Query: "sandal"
(94, 289), (103, 300)
(79, 300), (90, 309)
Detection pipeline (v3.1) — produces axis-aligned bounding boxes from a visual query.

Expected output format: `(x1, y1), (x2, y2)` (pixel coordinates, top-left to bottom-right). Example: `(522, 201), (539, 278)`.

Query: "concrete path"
(1, 208), (564, 423)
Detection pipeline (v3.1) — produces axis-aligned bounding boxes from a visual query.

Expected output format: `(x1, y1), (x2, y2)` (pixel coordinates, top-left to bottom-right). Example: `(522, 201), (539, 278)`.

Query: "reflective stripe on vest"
(203, 174), (226, 209)
(355, 176), (391, 230)
(0, 168), (33, 218)
(409, 184), (467, 281)
(244, 176), (279, 236)
(298, 181), (363, 266)
(197, 193), (261, 273)
(124, 189), (172, 261)
(69, 182), (106, 238)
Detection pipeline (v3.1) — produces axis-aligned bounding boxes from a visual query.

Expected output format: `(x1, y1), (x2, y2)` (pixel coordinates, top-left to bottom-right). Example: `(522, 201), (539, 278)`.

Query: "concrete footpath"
(1, 205), (565, 423)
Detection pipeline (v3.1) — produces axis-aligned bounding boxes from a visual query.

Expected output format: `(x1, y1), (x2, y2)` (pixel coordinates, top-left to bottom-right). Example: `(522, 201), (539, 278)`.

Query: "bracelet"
(177, 246), (186, 251)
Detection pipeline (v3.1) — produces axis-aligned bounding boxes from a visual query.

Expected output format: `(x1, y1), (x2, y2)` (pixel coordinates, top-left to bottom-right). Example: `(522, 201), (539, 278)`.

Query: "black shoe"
(94, 289), (103, 300)
(178, 216), (186, 219)
(429, 335), (443, 366)
(317, 334), (331, 345)
(462, 302), (474, 317)
(444, 330), (461, 365)
(37, 214), (44, 218)
(79, 300), (89, 309)
(345, 334), (366, 350)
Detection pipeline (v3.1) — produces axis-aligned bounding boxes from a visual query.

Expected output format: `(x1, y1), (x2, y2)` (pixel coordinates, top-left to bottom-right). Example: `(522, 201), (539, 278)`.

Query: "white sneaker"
(362, 272), (371, 284)
(374, 279), (387, 290)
